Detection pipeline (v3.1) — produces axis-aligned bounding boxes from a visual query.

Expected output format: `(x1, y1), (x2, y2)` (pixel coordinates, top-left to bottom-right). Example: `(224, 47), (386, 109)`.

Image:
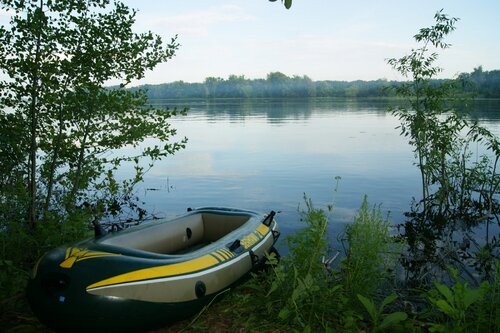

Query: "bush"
(234, 193), (405, 332)
(342, 195), (399, 300)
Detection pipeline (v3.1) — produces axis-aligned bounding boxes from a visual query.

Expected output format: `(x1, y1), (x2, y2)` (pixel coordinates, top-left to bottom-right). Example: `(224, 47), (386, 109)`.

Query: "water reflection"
(159, 98), (398, 123)
(125, 98), (500, 245)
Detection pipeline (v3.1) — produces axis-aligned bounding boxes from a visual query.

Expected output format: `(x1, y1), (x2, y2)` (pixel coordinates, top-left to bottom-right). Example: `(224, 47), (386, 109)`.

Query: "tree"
(387, 10), (499, 284)
(0, 0), (186, 235)
(387, 10), (460, 213)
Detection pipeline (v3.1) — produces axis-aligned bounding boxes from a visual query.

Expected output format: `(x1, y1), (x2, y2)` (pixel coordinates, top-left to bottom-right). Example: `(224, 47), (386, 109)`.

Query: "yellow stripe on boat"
(209, 253), (222, 262)
(60, 247), (120, 269)
(241, 232), (260, 249)
(220, 248), (233, 258)
(211, 251), (226, 262)
(256, 224), (269, 237)
(216, 250), (229, 260)
(87, 254), (219, 290)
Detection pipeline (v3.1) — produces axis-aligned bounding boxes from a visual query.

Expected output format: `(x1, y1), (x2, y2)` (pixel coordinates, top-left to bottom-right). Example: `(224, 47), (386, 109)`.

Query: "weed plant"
(342, 195), (400, 300)
(0, 213), (91, 331)
(251, 194), (344, 331)
(425, 265), (500, 333)
(228, 194), (487, 333)
(231, 192), (406, 332)
(225, 195), (499, 333)
(387, 9), (500, 285)
(356, 294), (408, 333)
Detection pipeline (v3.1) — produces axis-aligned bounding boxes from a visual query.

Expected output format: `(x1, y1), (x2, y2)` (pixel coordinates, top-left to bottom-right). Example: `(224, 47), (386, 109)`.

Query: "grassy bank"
(151, 195), (499, 333)
(1, 194), (499, 333)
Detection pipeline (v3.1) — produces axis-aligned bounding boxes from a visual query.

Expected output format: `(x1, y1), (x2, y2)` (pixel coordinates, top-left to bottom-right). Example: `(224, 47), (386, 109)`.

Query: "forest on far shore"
(130, 66), (500, 100)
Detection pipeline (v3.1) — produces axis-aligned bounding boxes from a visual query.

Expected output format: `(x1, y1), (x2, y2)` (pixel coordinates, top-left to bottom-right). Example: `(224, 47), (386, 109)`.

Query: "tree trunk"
(28, 0), (44, 229)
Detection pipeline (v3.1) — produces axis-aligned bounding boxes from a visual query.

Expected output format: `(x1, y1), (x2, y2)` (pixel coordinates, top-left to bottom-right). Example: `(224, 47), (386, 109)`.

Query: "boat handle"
(262, 211), (276, 226)
(228, 239), (241, 252)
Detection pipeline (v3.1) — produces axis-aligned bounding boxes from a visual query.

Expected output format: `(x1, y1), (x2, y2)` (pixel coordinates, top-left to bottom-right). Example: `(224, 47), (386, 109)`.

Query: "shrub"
(342, 195), (399, 299)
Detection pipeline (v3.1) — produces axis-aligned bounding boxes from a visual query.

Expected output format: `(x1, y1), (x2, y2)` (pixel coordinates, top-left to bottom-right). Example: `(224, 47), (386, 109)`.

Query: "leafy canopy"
(0, 0), (186, 231)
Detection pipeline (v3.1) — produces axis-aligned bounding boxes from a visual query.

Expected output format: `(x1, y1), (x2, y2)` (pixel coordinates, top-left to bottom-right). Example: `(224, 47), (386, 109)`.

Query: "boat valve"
(195, 281), (206, 298)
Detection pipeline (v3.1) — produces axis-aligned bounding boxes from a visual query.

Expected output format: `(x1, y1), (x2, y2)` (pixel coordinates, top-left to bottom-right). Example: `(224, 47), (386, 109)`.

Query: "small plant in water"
(388, 9), (500, 285)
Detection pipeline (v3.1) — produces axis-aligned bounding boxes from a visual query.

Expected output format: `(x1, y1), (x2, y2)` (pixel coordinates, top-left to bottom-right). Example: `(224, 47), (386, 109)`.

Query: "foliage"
(465, 66), (500, 98)
(357, 294), (408, 333)
(0, 259), (28, 300)
(137, 72), (319, 99)
(425, 265), (500, 333)
(342, 195), (399, 299)
(136, 73), (393, 99)
(262, 190), (342, 331)
(229, 183), (346, 331)
(209, 195), (496, 333)
(387, 9), (500, 285)
(227, 191), (410, 332)
(0, 0), (186, 227)
(268, 0), (292, 10)
(128, 68), (500, 100)
(0, 0), (186, 324)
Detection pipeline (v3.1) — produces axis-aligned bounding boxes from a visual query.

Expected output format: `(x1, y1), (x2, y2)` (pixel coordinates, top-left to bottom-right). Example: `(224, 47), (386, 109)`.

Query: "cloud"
(150, 152), (231, 177)
(278, 34), (412, 53)
(230, 32), (414, 81)
(139, 4), (255, 37)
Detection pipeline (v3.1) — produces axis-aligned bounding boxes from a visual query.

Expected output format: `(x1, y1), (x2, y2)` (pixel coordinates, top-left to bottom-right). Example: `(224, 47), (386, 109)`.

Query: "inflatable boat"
(27, 207), (279, 332)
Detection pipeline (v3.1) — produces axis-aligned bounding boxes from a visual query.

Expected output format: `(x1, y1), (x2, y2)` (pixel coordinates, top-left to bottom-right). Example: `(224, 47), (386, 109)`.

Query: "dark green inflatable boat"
(27, 207), (279, 332)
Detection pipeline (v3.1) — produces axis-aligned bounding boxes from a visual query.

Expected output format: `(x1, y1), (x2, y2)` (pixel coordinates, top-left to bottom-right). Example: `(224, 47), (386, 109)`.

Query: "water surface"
(124, 98), (500, 247)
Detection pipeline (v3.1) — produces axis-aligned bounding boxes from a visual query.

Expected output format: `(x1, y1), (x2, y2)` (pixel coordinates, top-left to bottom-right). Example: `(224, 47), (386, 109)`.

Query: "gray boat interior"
(100, 213), (250, 254)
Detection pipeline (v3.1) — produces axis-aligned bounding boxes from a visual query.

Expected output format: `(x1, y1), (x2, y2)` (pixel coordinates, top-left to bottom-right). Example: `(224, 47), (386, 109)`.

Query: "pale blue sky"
(2, 1), (499, 84)
(119, 0), (500, 85)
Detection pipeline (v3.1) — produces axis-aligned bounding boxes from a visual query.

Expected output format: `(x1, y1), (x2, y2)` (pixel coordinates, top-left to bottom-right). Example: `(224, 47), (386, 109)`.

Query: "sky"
(117, 0), (500, 85)
(2, 0), (500, 85)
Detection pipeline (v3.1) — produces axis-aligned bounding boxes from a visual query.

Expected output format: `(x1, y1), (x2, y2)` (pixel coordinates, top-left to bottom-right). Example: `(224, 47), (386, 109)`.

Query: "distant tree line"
(130, 68), (500, 99)
(459, 66), (500, 98)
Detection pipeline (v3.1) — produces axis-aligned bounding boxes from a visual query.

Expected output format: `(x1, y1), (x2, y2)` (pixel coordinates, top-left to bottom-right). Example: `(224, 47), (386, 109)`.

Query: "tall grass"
(229, 193), (404, 332)
(342, 195), (400, 300)
(219, 194), (497, 332)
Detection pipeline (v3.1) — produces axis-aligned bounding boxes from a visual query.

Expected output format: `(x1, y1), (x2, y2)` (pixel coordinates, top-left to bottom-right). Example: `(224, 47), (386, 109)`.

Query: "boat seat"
(201, 213), (249, 242)
(100, 213), (250, 254)
(101, 214), (204, 254)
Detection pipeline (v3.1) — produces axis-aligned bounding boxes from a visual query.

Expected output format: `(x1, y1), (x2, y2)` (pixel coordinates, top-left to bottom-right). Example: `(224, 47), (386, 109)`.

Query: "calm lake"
(122, 98), (500, 247)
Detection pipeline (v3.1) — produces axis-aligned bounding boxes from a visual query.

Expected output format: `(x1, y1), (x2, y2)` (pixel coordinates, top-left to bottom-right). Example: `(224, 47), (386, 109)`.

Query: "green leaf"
(357, 294), (377, 321)
(462, 288), (481, 309)
(380, 294), (398, 309)
(379, 312), (408, 330)
(267, 280), (280, 296)
(278, 307), (291, 320)
(429, 323), (447, 332)
(284, 0), (292, 9)
(435, 282), (454, 304)
(435, 299), (457, 317)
